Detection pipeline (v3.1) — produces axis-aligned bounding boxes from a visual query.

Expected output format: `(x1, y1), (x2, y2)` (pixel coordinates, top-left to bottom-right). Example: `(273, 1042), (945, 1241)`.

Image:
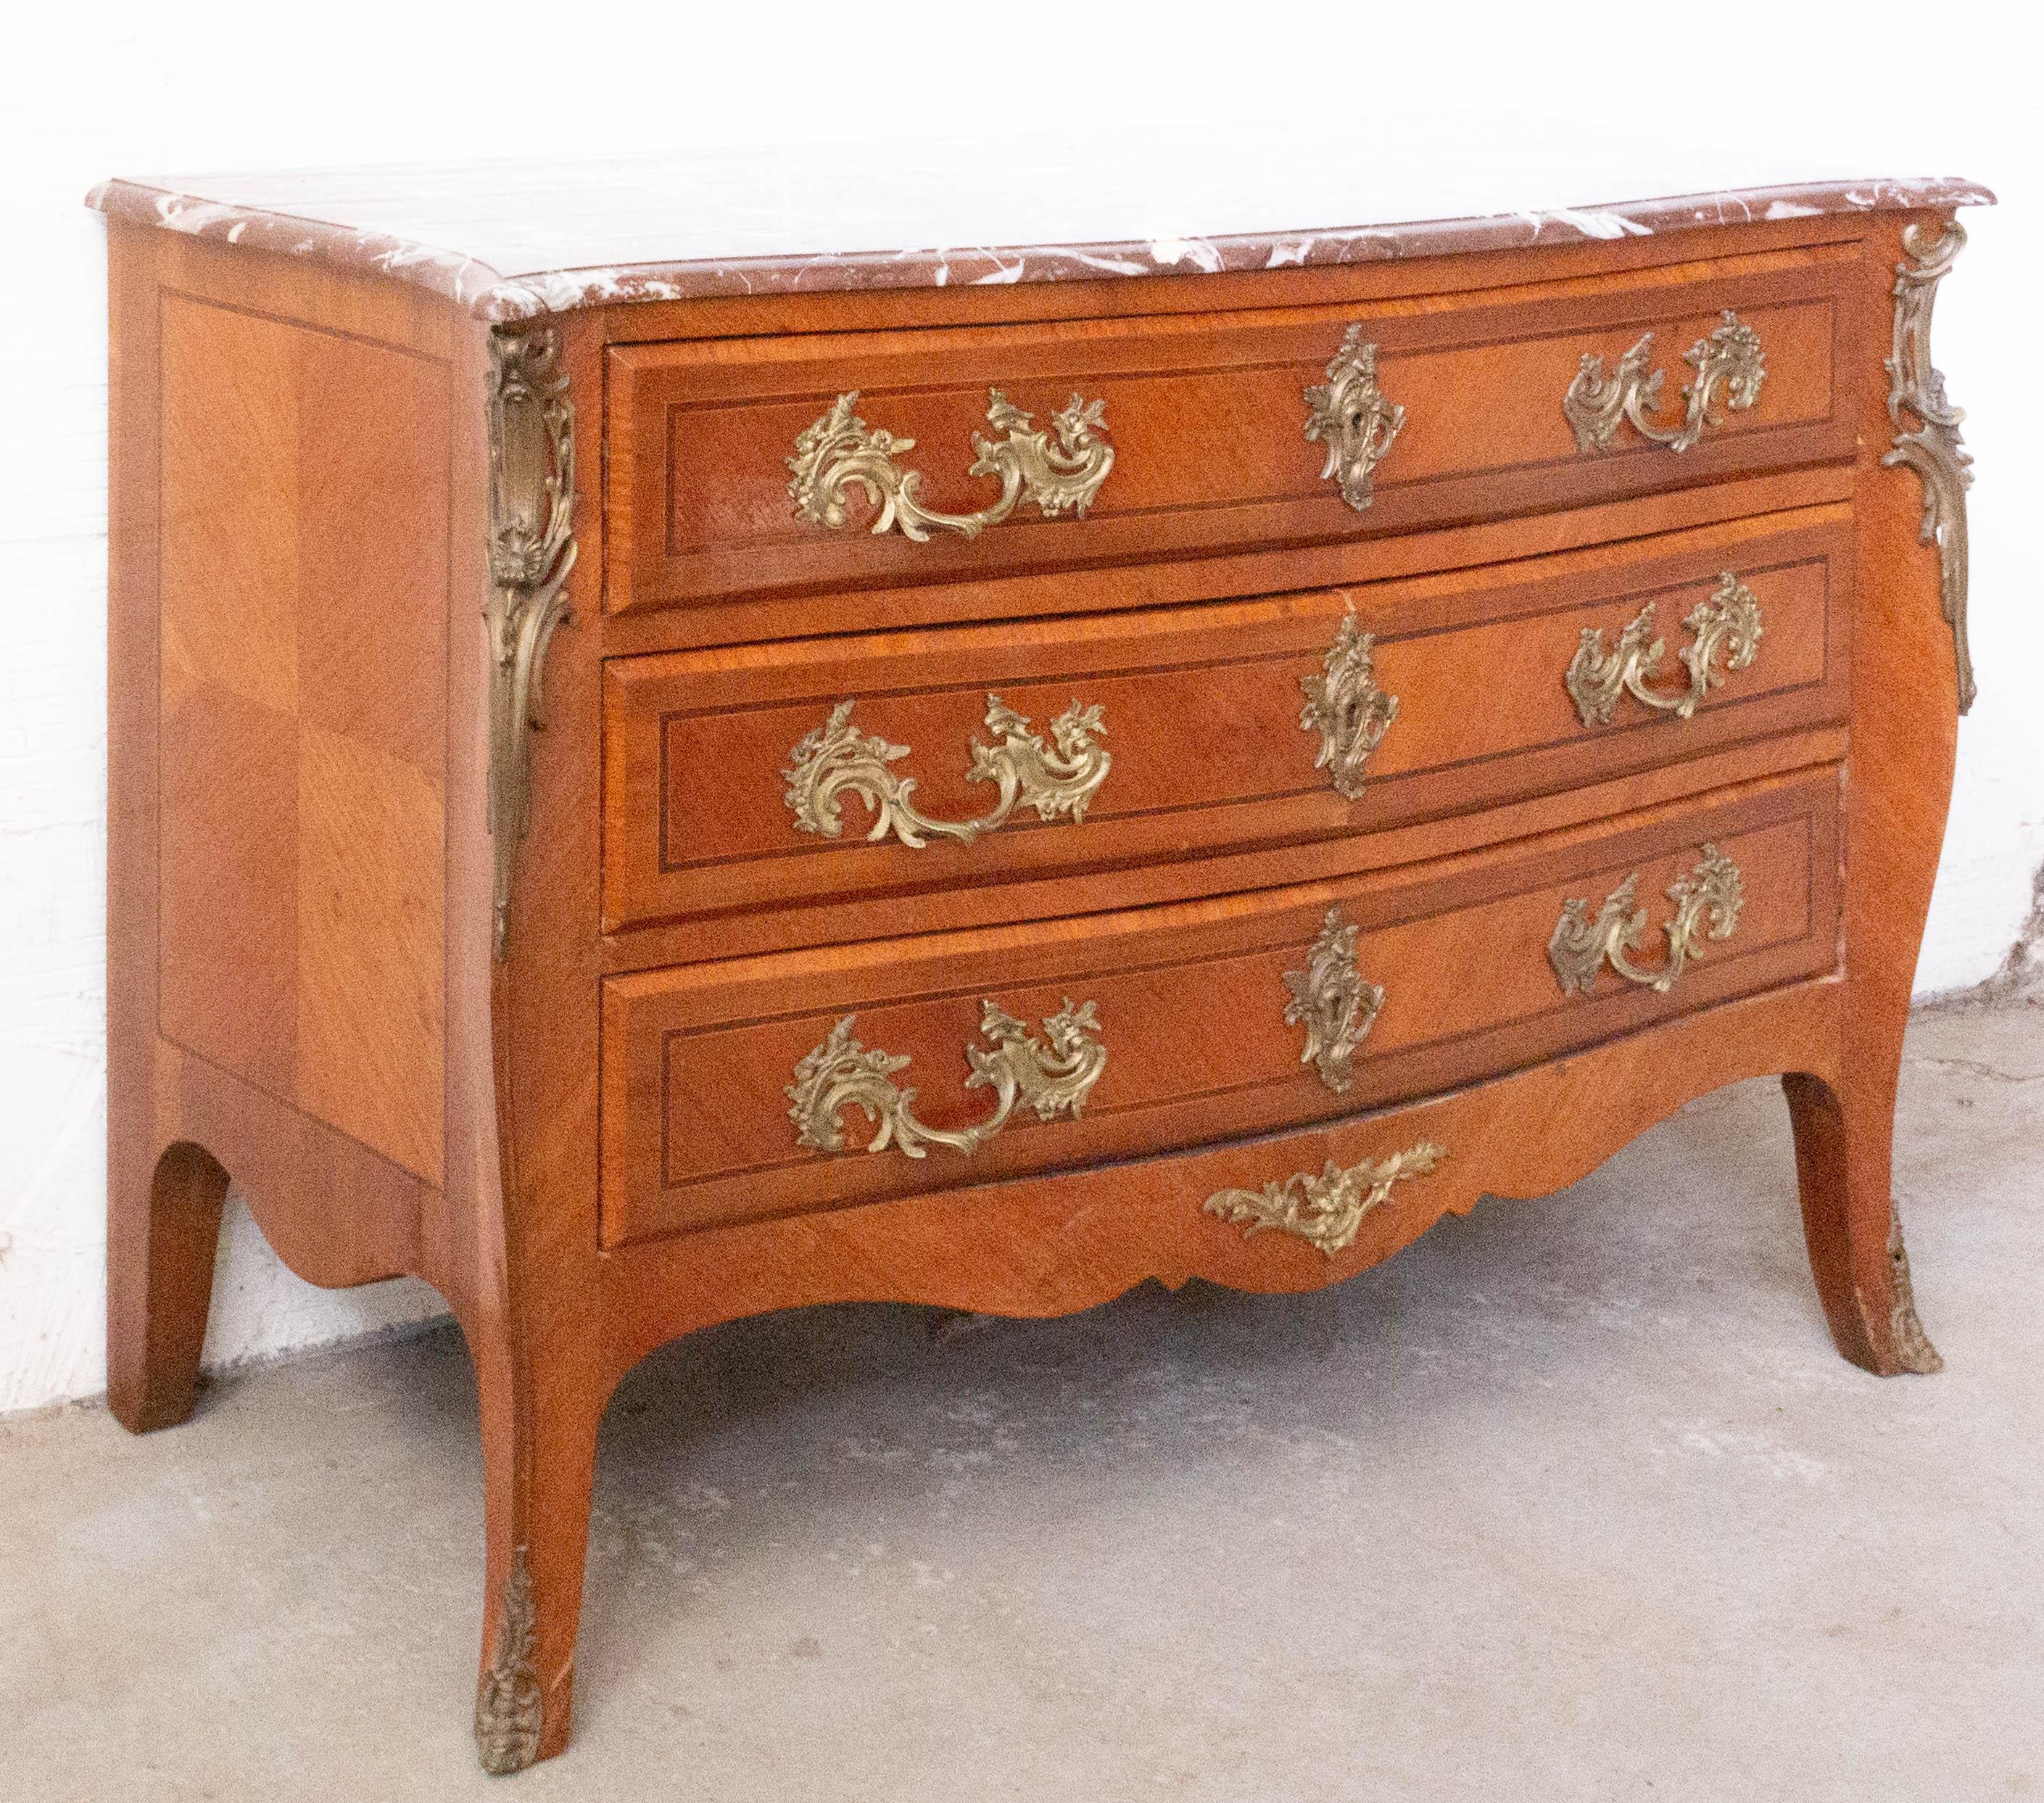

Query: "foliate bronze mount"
(787, 999), (1106, 1161)
(1304, 326), (1404, 511)
(1301, 608), (1399, 800)
(474, 1547), (542, 1775)
(787, 387), (1114, 542)
(1206, 1142), (1445, 1258)
(1884, 219), (1976, 712)
(783, 694), (1110, 848)
(1564, 310), (1766, 455)
(486, 326), (577, 960)
(1548, 846), (1745, 997)
(1566, 572), (1764, 729)
(1284, 907), (1383, 1094)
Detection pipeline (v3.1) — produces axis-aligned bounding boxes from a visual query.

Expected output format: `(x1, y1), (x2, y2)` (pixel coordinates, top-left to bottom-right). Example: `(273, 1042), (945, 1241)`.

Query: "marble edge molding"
(85, 175), (1996, 323)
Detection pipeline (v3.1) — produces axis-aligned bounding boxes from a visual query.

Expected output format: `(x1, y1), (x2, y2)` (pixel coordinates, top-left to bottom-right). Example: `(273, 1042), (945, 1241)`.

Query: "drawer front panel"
(600, 767), (1839, 1247)
(603, 510), (1849, 940)
(606, 243), (1856, 637)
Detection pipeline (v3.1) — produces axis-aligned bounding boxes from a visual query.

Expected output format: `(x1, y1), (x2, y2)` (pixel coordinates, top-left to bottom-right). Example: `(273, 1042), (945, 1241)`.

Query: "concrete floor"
(4, 1002), (2040, 1802)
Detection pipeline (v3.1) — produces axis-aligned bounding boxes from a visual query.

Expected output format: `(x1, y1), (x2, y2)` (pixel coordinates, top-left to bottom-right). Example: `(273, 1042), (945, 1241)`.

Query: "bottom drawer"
(600, 766), (1840, 1247)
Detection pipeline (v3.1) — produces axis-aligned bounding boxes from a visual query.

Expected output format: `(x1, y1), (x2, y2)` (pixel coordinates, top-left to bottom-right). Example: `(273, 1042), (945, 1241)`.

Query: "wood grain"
(155, 292), (450, 1184)
(601, 766), (1838, 1245)
(603, 508), (1850, 944)
(608, 244), (1855, 633)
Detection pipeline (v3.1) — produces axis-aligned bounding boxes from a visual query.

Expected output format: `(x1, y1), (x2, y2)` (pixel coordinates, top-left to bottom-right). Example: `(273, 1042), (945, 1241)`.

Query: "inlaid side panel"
(157, 294), (450, 1185)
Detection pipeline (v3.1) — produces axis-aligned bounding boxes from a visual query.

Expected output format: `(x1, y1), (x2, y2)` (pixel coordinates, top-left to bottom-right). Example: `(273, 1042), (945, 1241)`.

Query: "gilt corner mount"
(1883, 218), (1976, 714)
(486, 326), (578, 960)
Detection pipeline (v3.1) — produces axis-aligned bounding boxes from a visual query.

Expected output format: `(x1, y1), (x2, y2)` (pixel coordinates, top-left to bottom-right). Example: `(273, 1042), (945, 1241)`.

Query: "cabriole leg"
(472, 1358), (603, 1774)
(1782, 1070), (1942, 1377)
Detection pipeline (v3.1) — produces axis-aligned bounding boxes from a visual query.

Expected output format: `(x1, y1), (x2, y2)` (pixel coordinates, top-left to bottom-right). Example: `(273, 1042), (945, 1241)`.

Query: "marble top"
(88, 127), (1993, 323)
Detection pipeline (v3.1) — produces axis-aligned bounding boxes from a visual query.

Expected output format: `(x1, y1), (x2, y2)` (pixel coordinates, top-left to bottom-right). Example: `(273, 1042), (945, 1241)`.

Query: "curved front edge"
(597, 977), (1845, 1379)
(1770, 210), (1979, 1382)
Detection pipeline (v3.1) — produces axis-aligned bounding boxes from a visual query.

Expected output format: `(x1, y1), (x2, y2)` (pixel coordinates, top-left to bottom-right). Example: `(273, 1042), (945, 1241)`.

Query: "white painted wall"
(4, 1), (2037, 1414)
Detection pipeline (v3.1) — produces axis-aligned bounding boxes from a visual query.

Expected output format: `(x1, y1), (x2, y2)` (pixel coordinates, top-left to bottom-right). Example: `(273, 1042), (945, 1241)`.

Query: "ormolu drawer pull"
(783, 693), (1109, 847)
(1285, 907), (1383, 1094)
(1566, 572), (1763, 727)
(787, 999), (1106, 1160)
(787, 388), (1114, 542)
(1548, 846), (1745, 996)
(1564, 310), (1766, 454)
(1207, 1142), (1444, 1258)
(1301, 608), (1397, 799)
(1304, 326), (1404, 511)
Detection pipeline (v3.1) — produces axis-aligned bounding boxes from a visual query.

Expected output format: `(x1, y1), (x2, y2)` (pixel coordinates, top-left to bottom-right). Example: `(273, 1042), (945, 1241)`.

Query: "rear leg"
(107, 1139), (231, 1431)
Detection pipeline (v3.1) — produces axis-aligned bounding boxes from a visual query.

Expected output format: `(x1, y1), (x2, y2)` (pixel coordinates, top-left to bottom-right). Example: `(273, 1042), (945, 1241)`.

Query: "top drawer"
(605, 242), (1858, 639)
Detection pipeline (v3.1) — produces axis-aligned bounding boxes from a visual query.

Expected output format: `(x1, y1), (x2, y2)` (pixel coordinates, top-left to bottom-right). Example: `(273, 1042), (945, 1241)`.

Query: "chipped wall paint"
(3, 5), (2039, 1414)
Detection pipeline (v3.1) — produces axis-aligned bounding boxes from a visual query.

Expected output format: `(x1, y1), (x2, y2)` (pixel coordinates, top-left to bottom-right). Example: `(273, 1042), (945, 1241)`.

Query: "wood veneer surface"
(96, 190), (1986, 1773)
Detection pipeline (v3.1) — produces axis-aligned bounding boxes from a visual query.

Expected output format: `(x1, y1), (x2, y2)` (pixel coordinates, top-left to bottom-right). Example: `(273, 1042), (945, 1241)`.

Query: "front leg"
(471, 1342), (603, 1774)
(1782, 1070), (1941, 1376)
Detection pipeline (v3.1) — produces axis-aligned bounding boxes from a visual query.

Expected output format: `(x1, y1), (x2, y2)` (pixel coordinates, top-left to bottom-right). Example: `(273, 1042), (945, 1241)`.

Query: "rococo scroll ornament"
(487, 326), (577, 960)
(1565, 572), (1763, 728)
(1883, 220), (1976, 713)
(787, 388), (1114, 542)
(473, 1547), (542, 1775)
(1548, 845), (1745, 996)
(1284, 907), (1383, 1093)
(1301, 609), (1399, 800)
(1564, 310), (1766, 454)
(1304, 326), (1405, 511)
(783, 694), (1109, 847)
(1206, 1142), (1445, 1258)
(787, 999), (1106, 1160)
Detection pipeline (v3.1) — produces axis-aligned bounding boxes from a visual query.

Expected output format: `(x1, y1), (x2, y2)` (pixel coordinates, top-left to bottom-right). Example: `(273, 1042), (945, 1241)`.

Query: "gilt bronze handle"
(1564, 310), (1766, 455)
(1548, 846), (1745, 996)
(783, 693), (1109, 848)
(787, 999), (1106, 1160)
(1566, 572), (1763, 728)
(787, 388), (1113, 542)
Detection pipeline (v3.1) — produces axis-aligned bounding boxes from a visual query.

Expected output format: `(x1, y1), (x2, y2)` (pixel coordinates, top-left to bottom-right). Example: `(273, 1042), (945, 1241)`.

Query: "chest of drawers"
(91, 151), (1991, 1772)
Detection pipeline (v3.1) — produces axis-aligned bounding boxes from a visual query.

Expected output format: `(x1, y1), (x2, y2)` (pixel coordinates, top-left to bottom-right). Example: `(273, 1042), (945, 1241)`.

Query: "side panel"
(156, 292), (451, 1187)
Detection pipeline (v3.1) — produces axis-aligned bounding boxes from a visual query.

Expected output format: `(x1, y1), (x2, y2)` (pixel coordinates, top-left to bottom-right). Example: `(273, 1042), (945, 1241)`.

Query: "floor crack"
(1907, 1055), (2044, 1085)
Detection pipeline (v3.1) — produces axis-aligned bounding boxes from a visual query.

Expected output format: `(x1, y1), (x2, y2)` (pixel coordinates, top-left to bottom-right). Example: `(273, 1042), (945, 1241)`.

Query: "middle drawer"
(604, 508), (1848, 949)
